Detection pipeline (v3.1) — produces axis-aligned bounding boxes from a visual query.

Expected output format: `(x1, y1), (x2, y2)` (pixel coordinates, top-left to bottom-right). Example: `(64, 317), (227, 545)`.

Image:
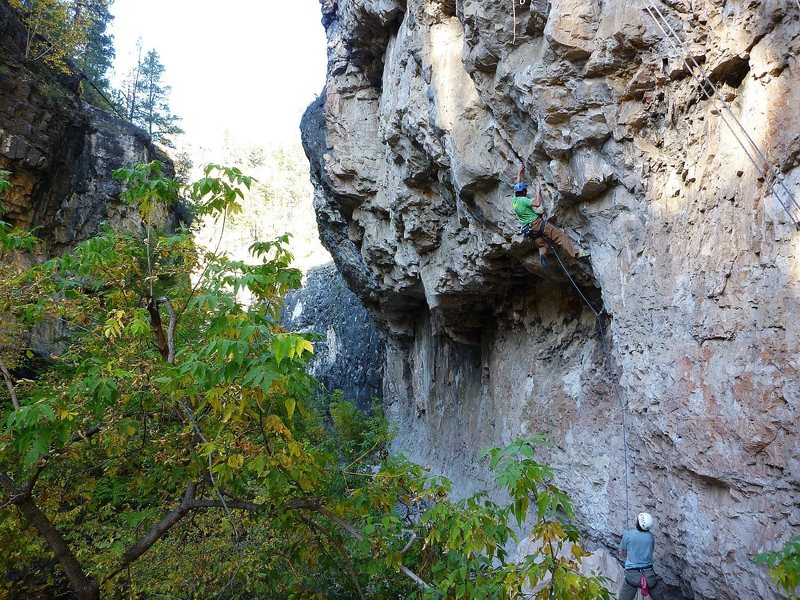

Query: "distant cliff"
(281, 263), (383, 410)
(302, 1), (800, 598)
(0, 0), (176, 261)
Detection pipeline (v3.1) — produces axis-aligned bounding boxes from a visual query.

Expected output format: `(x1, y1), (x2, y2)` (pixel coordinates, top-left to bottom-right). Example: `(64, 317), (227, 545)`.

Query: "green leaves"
(755, 536), (800, 598)
(114, 162), (180, 217)
(0, 170), (10, 195)
(1, 161), (610, 600)
(0, 172), (40, 254)
(410, 437), (610, 599)
(189, 164), (252, 220)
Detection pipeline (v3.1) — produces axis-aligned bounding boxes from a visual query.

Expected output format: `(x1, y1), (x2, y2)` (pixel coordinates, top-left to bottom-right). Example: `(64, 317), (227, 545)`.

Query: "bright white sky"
(109, 0), (328, 147)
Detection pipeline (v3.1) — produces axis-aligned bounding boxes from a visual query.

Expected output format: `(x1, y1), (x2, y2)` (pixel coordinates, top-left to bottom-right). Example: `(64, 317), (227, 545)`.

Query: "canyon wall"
(282, 262), (383, 410)
(0, 0), (175, 262)
(302, 0), (800, 598)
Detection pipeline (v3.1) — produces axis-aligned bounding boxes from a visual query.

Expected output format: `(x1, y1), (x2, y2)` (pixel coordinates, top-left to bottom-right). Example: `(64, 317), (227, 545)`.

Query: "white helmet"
(638, 512), (654, 530)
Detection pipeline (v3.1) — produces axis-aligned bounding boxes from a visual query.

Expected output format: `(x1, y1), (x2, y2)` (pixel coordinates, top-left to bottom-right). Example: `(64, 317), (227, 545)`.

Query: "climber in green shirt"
(512, 164), (590, 267)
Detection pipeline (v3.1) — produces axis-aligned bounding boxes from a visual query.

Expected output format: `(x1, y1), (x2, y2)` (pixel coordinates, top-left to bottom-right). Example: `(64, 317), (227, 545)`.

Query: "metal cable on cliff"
(644, 0), (800, 231)
(80, 73), (128, 122)
(547, 245), (632, 528)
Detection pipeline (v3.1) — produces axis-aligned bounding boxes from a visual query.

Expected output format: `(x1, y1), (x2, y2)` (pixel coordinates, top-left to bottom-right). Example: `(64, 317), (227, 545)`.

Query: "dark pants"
(619, 567), (663, 600)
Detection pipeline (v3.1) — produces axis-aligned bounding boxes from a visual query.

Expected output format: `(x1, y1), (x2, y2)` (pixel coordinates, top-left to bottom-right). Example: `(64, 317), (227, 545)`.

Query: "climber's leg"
(618, 578), (638, 600)
(542, 221), (579, 258)
(534, 234), (549, 266)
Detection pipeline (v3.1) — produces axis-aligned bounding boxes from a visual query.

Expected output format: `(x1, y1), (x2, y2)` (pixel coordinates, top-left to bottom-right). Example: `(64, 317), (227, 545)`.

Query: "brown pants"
(528, 217), (579, 258)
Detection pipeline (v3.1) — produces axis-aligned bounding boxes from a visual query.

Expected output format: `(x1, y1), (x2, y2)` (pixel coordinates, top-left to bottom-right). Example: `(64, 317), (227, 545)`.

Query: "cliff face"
(302, 0), (800, 598)
(0, 0), (174, 260)
(281, 263), (383, 410)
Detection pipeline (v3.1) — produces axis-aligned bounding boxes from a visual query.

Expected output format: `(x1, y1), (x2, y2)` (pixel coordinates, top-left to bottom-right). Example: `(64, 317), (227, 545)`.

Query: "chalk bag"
(640, 571), (650, 597)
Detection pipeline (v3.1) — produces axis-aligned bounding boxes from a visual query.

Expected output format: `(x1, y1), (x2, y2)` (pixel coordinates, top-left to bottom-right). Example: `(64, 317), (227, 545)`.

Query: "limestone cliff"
(302, 0), (800, 598)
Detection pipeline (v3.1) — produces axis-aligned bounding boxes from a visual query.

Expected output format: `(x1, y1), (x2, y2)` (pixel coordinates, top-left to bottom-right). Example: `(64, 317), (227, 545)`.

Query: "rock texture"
(281, 262), (384, 410)
(0, 0), (176, 261)
(302, 0), (800, 598)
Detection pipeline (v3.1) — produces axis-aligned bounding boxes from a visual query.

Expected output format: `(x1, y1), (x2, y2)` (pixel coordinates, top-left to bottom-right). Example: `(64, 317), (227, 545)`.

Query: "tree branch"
(116, 481), (197, 571)
(175, 209), (227, 326)
(146, 296), (169, 361)
(187, 498), (262, 511)
(176, 401), (239, 539)
(299, 515), (365, 600)
(0, 357), (20, 410)
(313, 506), (432, 590)
(157, 297), (177, 363)
(1, 472), (98, 599)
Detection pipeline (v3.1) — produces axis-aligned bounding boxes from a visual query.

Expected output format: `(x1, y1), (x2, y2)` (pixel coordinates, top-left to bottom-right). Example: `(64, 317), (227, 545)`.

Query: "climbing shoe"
(539, 254), (549, 268)
(576, 250), (590, 261)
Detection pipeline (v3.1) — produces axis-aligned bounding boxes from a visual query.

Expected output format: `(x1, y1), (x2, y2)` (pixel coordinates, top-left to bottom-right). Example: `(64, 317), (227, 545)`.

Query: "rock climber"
(618, 512), (663, 600)
(512, 164), (590, 267)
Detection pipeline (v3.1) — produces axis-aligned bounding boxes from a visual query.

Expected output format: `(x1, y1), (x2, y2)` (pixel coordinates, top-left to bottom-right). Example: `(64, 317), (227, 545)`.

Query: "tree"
(755, 536), (800, 599)
(0, 170), (37, 414)
(9, 0), (92, 73)
(133, 49), (183, 143)
(113, 45), (183, 144)
(9, 0), (116, 105)
(75, 0), (116, 108)
(0, 165), (609, 599)
(113, 37), (142, 122)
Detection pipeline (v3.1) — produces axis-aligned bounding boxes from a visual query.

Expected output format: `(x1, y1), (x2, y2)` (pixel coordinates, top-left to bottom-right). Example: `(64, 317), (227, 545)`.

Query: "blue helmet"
(514, 182), (528, 194)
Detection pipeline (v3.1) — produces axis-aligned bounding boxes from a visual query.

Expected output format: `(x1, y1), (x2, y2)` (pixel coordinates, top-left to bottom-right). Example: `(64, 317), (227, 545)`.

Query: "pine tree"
(76, 0), (115, 108)
(133, 49), (183, 144)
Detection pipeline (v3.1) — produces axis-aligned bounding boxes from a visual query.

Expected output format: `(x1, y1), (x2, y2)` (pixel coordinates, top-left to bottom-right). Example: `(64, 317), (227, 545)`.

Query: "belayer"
(618, 512), (663, 599)
(512, 164), (590, 267)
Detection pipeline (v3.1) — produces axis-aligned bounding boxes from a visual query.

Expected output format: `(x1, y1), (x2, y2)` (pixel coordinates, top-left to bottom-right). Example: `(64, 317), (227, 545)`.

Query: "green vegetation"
(115, 44), (183, 143)
(0, 165), (608, 598)
(75, 0), (115, 108)
(9, 2), (182, 144)
(755, 535), (800, 599)
(9, 0), (110, 73)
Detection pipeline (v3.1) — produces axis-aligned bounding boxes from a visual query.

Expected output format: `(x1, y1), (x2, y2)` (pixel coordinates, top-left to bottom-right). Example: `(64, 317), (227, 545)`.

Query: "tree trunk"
(147, 296), (170, 361)
(2, 479), (99, 599)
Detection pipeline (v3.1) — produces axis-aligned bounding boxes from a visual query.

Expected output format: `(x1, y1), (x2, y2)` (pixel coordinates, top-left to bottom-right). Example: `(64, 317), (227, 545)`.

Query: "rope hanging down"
(644, 0), (800, 231)
(547, 244), (632, 528)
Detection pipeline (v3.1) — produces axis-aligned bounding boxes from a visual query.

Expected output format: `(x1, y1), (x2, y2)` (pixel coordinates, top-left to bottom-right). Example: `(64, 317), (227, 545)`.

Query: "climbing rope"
(644, 0), (800, 231)
(547, 243), (632, 528)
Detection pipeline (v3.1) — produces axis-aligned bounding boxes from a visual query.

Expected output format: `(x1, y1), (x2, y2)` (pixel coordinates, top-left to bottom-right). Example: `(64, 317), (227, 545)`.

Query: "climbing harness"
(520, 217), (546, 239)
(546, 241), (632, 528)
(643, 0), (800, 231)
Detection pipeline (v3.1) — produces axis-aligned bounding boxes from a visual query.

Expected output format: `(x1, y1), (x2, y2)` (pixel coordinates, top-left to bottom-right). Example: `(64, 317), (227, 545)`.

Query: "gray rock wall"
(302, 0), (800, 598)
(282, 262), (383, 410)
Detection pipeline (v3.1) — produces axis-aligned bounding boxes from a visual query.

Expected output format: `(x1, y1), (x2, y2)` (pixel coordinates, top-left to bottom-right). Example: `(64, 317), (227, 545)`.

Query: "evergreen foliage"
(131, 49), (183, 143)
(8, 2), (182, 143)
(75, 0), (116, 108)
(113, 43), (183, 144)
